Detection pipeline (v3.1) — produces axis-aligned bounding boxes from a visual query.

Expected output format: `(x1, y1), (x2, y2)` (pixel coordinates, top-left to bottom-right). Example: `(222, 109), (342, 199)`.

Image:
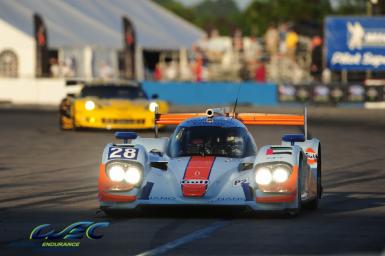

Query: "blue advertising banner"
(326, 17), (385, 71)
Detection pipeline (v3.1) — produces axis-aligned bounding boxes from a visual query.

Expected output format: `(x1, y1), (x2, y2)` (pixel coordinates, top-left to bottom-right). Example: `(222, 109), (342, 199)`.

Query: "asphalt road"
(0, 108), (384, 256)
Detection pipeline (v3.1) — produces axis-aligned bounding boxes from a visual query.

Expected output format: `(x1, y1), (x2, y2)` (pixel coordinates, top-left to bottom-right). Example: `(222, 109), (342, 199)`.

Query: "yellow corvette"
(59, 82), (169, 130)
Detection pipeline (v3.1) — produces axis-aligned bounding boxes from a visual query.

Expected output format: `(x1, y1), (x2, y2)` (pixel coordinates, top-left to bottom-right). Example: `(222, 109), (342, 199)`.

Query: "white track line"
(136, 220), (228, 256)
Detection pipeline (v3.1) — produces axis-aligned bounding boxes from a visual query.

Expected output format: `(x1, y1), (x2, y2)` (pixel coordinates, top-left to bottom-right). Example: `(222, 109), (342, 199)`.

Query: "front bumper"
(98, 190), (298, 212)
(74, 110), (158, 129)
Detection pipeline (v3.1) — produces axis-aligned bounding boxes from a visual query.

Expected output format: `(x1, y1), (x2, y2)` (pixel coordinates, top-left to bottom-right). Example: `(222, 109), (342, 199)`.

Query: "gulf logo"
(305, 148), (318, 165)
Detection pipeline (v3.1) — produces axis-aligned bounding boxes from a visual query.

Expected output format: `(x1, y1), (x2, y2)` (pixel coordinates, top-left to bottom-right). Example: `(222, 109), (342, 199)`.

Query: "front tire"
(286, 154), (302, 216)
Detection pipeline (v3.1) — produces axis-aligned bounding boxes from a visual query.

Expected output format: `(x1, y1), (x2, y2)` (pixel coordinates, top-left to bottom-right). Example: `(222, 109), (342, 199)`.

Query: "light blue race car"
(98, 108), (322, 216)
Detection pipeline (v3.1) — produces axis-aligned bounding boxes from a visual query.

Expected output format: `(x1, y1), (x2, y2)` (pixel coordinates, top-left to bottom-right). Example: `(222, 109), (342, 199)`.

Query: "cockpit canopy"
(168, 125), (256, 158)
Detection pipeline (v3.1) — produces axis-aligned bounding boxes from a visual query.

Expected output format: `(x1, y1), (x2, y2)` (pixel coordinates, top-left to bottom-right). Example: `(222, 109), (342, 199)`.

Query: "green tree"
(243, 0), (333, 36)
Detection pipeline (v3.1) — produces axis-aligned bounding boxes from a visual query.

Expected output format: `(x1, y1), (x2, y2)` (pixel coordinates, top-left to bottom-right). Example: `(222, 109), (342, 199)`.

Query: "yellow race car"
(59, 81), (169, 130)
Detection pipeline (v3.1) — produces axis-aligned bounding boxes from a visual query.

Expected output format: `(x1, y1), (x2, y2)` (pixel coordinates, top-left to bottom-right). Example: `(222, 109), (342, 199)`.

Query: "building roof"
(0, 0), (204, 50)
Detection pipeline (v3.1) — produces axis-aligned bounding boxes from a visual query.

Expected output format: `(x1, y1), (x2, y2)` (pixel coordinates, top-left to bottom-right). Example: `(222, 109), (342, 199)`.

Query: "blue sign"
(326, 17), (385, 71)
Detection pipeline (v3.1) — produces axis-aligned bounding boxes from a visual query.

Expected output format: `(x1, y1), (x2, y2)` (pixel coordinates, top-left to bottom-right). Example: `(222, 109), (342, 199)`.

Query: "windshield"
(81, 85), (148, 99)
(168, 126), (256, 158)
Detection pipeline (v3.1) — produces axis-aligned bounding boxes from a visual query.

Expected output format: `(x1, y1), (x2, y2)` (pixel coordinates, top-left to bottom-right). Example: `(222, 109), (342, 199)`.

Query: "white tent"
(0, 0), (204, 49)
(0, 0), (204, 78)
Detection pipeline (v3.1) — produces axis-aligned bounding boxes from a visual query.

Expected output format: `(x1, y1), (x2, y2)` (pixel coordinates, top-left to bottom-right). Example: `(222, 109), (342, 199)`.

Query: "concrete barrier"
(142, 81), (278, 106)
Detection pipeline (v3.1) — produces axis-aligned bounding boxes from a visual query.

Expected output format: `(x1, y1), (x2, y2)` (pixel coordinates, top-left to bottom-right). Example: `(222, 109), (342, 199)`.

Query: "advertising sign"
(326, 17), (385, 71)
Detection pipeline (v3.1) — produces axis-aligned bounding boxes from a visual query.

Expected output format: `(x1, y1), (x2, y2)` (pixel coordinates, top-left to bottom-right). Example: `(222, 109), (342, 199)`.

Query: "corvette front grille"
(102, 118), (145, 124)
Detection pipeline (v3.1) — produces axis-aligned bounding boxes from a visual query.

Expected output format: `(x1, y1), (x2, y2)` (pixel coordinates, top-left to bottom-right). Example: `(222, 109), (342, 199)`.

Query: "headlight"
(149, 102), (159, 112)
(272, 165), (290, 183)
(108, 165), (125, 182)
(106, 162), (142, 185)
(124, 166), (142, 185)
(255, 167), (272, 185)
(85, 100), (95, 111)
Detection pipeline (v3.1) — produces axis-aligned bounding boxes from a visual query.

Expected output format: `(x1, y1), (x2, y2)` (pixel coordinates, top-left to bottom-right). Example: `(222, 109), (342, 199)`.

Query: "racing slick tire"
(286, 154), (303, 217)
(305, 144), (322, 210)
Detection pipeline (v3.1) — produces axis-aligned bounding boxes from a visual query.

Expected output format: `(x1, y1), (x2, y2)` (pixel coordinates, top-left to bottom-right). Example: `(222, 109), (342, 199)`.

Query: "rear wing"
(154, 108), (308, 140)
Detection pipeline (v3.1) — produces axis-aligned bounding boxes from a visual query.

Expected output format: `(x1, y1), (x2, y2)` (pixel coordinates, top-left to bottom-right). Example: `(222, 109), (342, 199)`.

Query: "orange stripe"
(182, 156), (215, 197)
(256, 191), (297, 203)
(99, 193), (136, 202)
(156, 113), (206, 125)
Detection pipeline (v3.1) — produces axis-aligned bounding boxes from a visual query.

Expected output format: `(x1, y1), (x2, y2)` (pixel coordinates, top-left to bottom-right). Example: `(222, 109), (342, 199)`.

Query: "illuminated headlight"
(149, 102), (159, 112)
(107, 165), (125, 182)
(255, 167), (272, 185)
(124, 166), (142, 185)
(272, 165), (290, 183)
(106, 163), (142, 185)
(85, 100), (95, 111)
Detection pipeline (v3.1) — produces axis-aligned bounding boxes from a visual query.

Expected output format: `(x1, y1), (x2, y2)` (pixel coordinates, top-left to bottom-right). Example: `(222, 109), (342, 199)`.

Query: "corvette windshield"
(168, 126), (256, 158)
(81, 85), (148, 99)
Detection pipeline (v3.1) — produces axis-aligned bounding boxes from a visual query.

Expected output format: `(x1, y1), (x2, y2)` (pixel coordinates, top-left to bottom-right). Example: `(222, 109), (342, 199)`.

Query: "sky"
(175, 0), (253, 10)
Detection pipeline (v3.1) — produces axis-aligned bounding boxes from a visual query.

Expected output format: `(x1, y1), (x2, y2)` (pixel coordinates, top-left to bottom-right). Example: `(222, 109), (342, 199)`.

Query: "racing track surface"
(0, 108), (384, 256)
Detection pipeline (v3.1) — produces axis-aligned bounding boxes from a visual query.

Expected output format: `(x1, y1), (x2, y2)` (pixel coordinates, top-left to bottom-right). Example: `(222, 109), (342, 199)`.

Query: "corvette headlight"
(149, 102), (159, 112)
(272, 165), (290, 183)
(108, 165), (125, 182)
(255, 167), (272, 185)
(85, 100), (95, 111)
(124, 166), (142, 185)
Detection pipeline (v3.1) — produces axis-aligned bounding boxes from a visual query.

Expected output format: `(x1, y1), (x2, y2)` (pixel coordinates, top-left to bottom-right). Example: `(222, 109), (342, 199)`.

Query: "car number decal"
(108, 147), (138, 160)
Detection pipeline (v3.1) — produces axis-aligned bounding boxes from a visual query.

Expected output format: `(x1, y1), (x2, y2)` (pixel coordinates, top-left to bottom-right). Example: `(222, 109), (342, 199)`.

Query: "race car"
(98, 108), (322, 216)
(59, 81), (168, 130)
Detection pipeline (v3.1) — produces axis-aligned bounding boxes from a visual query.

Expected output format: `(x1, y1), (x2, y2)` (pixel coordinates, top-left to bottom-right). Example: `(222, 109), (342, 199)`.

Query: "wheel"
(286, 154), (302, 216)
(59, 114), (74, 131)
(305, 144), (322, 210)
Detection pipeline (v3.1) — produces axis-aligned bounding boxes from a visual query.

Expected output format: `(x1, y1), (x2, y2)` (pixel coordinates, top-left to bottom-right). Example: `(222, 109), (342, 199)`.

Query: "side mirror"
(238, 162), (254, 171)
(150, 161), (168, 171)
(151, 94), (159, 99)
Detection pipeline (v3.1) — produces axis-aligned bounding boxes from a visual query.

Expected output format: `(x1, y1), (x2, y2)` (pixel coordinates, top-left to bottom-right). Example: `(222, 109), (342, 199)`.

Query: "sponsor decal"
(347, 22), (385, 50)
(326, 18), (385, 70)
(29, 221), (109, 248)
(214, 197), (245, 201)
(305, 148), (318, 165)
(149, 196), (176, 200)
(233, 177), (249, 187)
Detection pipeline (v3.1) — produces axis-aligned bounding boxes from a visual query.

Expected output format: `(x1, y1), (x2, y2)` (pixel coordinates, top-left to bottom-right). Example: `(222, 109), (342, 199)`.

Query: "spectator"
(164, 61), (178, 81)
(264, 24), (279, 56)
(49, 57), (60, 77)
(254, 60), (266, 82)
(285, 27), (299, 61)
(311, 36), (323, 81)
(232, 29), (244, 52)
(244, 35), (262, 62)
(278, 23), (288, 54)
(154, 63), (162, 81)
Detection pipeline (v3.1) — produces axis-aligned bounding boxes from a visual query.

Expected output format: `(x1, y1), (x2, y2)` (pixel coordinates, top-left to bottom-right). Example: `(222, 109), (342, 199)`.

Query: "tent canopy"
(0, 0), (204, 50)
